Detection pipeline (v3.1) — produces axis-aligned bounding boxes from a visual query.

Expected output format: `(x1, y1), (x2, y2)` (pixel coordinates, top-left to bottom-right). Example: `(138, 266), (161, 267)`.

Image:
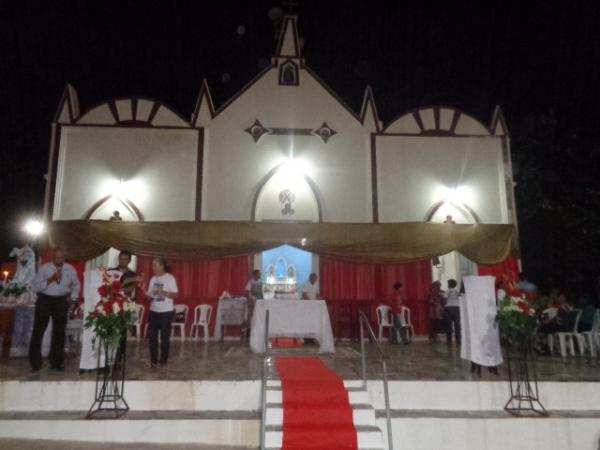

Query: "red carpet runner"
(276, 357), (358, 450)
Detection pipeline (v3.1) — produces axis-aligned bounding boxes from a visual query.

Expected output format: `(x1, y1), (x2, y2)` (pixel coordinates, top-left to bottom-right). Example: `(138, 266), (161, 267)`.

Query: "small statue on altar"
(109, 210), (123, 221)
(9, 245), (36, 286)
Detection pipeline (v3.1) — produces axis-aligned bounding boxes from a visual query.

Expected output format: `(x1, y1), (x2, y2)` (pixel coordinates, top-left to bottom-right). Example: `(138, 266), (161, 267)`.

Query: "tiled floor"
(1, 339), (598, 382)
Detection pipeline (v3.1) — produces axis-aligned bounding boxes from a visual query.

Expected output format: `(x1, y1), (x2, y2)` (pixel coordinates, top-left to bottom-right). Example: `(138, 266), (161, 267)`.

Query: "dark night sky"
(1, 1), (600, 288)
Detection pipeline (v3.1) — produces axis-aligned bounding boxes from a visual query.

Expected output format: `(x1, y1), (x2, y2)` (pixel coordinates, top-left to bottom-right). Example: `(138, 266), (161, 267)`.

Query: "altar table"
(249, 300), (335, 354)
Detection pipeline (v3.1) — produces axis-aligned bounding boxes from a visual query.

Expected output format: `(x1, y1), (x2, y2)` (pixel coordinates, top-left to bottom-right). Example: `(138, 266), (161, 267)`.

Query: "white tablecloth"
(213, 297), (247, 341)
(249, 300), (334, 354)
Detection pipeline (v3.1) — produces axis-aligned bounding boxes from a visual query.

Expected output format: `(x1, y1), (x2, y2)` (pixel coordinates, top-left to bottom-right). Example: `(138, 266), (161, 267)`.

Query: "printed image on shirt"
(153, 282), (165, 302)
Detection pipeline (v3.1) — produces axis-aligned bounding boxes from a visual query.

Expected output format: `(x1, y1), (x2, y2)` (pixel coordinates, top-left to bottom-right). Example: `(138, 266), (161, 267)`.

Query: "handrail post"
(358, 310), (394, 450)
(259, 309), (269, 450)
(382, 359), (393, 450)
(360, 314), (367, 390)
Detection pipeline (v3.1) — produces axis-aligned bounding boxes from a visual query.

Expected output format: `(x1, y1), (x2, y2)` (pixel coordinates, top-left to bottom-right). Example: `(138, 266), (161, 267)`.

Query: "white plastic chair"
(171, 304), (189, 341)
(190, 304), (213, 342)
(398, 306), (415, 342)
(557, 309), (582, 356)
(577, 310), (600, 357)
(132, 303), (145, 340)
(376, 305), (393, 342)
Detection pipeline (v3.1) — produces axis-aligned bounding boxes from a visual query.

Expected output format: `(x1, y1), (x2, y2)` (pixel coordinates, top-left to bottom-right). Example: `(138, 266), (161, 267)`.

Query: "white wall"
(376, 135), (508, 223)
(53, 126), (199, 221)
(201, 67), (373, 222)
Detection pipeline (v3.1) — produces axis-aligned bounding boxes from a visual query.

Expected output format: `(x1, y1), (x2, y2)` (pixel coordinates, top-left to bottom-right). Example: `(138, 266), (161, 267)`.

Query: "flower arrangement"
(1, 281), (30, 297)
(84, 268), (137, 350)
(498, 283), (538, 346)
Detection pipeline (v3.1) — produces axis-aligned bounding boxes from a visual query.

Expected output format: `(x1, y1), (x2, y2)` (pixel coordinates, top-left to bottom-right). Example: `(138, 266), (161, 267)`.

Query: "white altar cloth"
(249, 300), (334, 354)
(79, 269), (106, 370)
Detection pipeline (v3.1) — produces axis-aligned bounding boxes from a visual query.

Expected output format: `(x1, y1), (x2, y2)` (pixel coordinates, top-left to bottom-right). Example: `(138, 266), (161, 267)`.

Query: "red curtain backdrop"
(320, 257), (432, 335)
(478, 256), (521, 283)
(135, 255), (251, 336)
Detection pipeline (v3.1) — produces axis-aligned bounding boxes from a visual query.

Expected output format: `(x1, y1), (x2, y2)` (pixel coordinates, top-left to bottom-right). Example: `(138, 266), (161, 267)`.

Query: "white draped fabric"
(250, 300), (335, 354)
(460, 275), (503, 367)
(79, 269), (106, 370)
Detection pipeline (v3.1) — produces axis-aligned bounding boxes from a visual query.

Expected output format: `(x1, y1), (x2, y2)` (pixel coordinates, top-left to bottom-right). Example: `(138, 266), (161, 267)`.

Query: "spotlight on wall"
(23, 219), (44, 238)
(438, 185), (474, 206)
(101, 178), (147, 204)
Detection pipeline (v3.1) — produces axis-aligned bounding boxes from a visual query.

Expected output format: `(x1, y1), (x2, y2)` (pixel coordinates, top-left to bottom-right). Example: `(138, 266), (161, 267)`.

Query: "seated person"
(577, 297), (597, 332)
(302, 273), (321, 300)
(539, 294), (575, 334)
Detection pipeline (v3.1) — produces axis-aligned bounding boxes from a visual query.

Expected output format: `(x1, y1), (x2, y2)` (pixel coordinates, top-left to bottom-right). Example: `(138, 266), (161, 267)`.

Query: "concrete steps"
(1, 380), (599, 449)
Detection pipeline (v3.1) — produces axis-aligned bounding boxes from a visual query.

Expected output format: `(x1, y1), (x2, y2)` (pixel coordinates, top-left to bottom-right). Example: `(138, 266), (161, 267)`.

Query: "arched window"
(279, 60), (299, 86)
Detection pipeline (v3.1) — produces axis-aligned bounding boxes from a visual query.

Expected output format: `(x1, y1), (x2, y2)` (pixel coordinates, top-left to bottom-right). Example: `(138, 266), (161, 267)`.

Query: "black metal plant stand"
(86, 338), (129, 419)
(504, 339), (548, 417)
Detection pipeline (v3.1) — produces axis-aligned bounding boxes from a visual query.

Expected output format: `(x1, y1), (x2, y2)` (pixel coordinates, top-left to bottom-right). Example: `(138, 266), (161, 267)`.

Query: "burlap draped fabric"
(47, 220), (519, 264)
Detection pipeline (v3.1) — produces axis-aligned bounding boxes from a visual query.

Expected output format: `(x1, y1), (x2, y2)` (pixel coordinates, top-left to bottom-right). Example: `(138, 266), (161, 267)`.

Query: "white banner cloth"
(213, 297), (247, 341)
(250, 300), (334, 354)
(79, 269), (106, 370)
(460, 275), (503, 367)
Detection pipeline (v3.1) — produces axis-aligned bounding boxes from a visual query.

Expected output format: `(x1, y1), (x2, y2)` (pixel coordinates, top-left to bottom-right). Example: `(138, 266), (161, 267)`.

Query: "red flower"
(98, 285), (108, 297)
(112, 281), (122, 291)
(516, 301), (530, 315)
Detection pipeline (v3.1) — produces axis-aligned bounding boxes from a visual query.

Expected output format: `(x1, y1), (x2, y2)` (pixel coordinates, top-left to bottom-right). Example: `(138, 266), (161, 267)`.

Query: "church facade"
(43, 15), (516, 281)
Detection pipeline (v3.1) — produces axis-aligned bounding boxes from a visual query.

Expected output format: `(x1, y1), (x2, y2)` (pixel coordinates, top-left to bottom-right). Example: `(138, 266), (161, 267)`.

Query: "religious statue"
(9, 245), (36, 286)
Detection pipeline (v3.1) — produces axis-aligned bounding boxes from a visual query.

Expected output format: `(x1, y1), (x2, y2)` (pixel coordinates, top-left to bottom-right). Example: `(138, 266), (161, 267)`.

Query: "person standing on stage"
(302, 273), (321, 300)
(29, 247), (81, 372)
(443, 279), (461, 345)
(107, 250), (139, 361)
(107, 250), (135, 282)
(390, 282), (410, 345)
(428, 281), (446, 342)
(146, 257), (178, 368)
(245, 269), (264, 300)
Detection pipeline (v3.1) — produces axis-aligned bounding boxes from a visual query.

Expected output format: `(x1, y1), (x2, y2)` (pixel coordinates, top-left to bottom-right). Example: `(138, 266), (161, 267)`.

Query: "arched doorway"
(426, 201), (479, 288)
(252, 162), (321, 298)
(83, 195), (144, 270)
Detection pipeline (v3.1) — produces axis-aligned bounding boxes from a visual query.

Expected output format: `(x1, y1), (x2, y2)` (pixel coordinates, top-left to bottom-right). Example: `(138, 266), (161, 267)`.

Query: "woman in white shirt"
(146, 258), (178, 368)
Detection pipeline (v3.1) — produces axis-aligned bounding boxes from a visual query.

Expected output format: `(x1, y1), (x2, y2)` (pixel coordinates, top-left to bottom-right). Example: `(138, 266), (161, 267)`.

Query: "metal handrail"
(359, 309), (393, 450)
(259, 310), (270, 450)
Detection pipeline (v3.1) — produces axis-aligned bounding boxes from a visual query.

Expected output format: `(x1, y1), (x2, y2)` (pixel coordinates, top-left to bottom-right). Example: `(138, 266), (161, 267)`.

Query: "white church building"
(43, 14), (516, 284)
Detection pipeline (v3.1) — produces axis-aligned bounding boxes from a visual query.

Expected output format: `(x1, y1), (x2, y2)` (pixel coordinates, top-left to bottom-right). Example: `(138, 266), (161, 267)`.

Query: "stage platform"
(1, 340), (599, 449)
(1, 339), (599, 382)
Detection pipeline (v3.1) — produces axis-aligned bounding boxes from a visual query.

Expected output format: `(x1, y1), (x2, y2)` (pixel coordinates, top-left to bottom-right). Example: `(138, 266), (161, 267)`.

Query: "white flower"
(97, 305), (106, 315)
(112, 302), (121, 314)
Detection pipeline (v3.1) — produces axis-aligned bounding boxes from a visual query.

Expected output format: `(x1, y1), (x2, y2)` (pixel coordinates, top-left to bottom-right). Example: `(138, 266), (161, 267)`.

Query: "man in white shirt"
(245, 270), (264, 300)
(30, 247), (81, 372)
(302, 273), (321, 300)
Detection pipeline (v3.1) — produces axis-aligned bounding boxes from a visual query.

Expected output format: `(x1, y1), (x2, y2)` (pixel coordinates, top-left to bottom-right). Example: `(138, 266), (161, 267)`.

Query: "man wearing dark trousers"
(29, 247), (81, 372)
(443, 279), (461, 345)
